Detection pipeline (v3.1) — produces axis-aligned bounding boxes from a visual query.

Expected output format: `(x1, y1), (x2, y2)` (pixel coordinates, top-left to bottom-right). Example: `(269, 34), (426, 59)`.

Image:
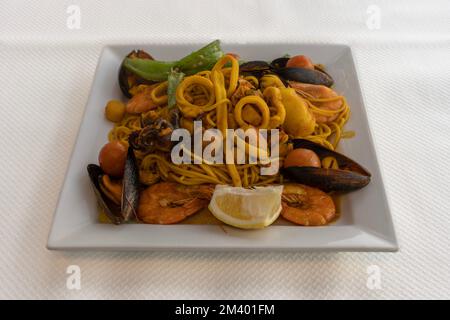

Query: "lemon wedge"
(208, 185), (284, 229)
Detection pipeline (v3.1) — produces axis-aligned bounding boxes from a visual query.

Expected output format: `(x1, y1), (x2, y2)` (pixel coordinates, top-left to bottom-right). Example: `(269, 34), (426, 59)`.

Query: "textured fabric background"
(1, 0), (449, 299)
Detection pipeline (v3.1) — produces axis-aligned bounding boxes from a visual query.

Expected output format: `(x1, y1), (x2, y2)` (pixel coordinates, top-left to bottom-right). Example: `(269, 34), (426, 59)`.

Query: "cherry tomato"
(286, 55), (314, 70)
(284, 148), (321, 168)
(98, 141), (128, 177)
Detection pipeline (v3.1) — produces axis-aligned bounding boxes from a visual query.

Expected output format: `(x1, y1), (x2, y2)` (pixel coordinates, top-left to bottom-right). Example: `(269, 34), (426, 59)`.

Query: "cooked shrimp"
(281, 183), (335, 226)
(138, 182), (214, 224)
(288, 82), (342, 124)
(126, 85), (158, 114)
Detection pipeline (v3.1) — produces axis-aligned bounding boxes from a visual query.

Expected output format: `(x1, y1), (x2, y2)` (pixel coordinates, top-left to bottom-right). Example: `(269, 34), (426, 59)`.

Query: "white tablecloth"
(1, 0), (449, 299)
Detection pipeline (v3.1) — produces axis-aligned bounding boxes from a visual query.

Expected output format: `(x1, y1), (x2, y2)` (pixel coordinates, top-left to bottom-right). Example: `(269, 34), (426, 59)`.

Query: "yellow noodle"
(212, 70), (242, 187)
(108, 126), (131, 144)
(205, 110), (217, 127)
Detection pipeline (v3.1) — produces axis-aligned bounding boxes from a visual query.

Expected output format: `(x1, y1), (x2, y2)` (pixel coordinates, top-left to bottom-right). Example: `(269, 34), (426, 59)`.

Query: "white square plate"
(47, 43), (397, 251)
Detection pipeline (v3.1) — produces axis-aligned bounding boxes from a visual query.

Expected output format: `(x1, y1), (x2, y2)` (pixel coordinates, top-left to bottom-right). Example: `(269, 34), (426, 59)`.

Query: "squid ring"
(176, 75), (216, 118)
(176, 75), (215, 107)
(234, 95), (270, 129)
(211, 55), (239, 97)
(150, 81), (169, 105)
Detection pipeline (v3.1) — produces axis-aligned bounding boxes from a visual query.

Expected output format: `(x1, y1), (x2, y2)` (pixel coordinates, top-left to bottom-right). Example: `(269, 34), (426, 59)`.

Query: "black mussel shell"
(239, 60), (271, 73)
(118, 50), (155, 98)
(292, 139), (370, 176)
(314, 64), (334, 83)
(281, 139), (371, 192)
(275, 67), (334, 87)
(282, 167), (370, 192)
(270, 57), (289, 69)
(121, 147), (140, 221)
(87, 164), (123, 225)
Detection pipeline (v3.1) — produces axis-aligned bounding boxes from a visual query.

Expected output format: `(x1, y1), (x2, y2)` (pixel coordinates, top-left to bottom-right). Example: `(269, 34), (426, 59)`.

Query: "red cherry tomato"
(98, 141), (128, 177)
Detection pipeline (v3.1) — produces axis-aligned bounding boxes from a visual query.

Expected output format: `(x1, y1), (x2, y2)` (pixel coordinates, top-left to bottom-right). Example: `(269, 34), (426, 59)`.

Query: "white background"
(1, 0), (449, 299)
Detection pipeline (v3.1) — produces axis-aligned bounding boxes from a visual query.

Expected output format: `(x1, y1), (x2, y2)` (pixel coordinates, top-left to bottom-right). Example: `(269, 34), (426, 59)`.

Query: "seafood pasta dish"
(88, 40), (371, 229)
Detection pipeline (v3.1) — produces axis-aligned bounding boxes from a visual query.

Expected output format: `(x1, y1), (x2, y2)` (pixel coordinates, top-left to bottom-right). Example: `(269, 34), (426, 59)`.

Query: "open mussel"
(119, 50), (155, 98)
(282, 139), (371, 192)
(87, 147), (140, 224)
(239, 60), (271, 72)
(239, 60), (272, 78)
(313, 64), (334, 81)
(240, 57), (334, 87)
(87, 164), (123, 224)
(270, 57), (289, 69)
(274, 67), (334, 87)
